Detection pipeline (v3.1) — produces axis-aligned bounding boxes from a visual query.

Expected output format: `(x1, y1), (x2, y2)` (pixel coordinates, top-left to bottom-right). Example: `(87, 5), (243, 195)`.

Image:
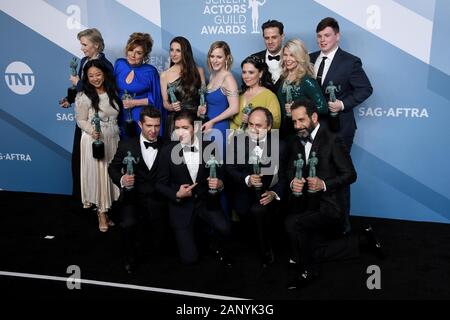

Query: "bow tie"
(183, 145), (198, 153)
(298, 135), (313, 146)
(268, 54), (280, 61)
(143, 140), (159, 149)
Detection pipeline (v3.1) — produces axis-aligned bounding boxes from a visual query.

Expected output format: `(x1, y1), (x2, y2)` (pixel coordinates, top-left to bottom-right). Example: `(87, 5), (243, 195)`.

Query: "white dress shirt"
(140, 134), (158, 170)
(181, 138), (200, 183)
(265, 50), (282, 83)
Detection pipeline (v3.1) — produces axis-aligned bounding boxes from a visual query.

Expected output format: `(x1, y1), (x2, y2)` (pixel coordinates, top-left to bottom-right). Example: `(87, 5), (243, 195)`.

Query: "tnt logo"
(4, 61), (35, 95)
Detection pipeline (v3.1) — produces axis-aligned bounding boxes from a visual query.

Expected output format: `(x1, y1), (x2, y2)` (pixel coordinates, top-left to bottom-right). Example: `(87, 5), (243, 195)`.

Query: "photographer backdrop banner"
(1, 0), (449, 223)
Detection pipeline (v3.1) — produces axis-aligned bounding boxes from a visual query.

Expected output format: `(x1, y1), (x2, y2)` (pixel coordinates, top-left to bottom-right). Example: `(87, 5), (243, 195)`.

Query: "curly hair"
(125, 32), (153, 63)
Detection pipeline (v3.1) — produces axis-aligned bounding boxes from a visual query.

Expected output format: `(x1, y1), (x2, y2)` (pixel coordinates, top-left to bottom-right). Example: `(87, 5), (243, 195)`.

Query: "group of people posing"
(60, 17), (381, 289)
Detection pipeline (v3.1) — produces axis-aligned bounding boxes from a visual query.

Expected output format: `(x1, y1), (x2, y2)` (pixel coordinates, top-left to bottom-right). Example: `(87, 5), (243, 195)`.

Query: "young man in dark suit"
(227, 107), (287, 267)
(252, 19), (285, 92)
(310, 17), (373, 231)
(108, 107), (168, 274)
(285, 99), (382, 289)
(156, 110), (232, 266)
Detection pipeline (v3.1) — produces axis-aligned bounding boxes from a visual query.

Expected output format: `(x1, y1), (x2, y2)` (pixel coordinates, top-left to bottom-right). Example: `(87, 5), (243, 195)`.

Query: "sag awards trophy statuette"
(122, 151), (138, 190)
(284, 82), (293, 117)
(91, 112), (105, 159)
(122, 90), (137, 137)
(307, 151), (319, 193)
(198, 84), (208, 121)
(293, 153), (304, 197)
(205, 155), (221, 195)
(250, 151), (263, 199)
(237, 103), (253, 134)
(167, 83), (178, 107)
(67, 57), (78, 103)
(325, 81), (341, 132)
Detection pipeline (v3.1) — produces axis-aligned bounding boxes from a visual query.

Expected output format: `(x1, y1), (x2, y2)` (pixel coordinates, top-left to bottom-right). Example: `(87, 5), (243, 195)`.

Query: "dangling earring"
(225, 60), (228, 70)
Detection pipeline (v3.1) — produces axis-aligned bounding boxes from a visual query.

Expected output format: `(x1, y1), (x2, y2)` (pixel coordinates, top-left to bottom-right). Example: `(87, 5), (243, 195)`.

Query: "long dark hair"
(170, 36), (201, 96)
(240, 55), (274, 92)
(81, 59), (120, 113)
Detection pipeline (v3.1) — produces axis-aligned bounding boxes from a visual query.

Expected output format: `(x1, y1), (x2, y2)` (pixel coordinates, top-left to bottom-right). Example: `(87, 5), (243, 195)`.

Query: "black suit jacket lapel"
(323, 48), (343, 89)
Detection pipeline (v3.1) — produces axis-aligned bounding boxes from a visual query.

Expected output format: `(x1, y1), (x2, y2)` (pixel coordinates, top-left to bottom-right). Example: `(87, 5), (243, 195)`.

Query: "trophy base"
(254, 187), (263, 199)
(286, 113), (292, 118)
(292, 192), (303, 197)
(67, 87), (77, 104)
(328, 112), (340, 132)
(206, 191), (220, 211)
(208, 189), (218, 195)
(124, 186), (135, 191)
(307, 190), (317, 194)
(124, 120), (137, 138)
(92, 141), (105, 159)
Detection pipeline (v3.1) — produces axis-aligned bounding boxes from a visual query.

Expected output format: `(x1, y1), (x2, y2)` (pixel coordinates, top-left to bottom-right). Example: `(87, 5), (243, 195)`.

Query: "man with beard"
(285, 99), (383, 289)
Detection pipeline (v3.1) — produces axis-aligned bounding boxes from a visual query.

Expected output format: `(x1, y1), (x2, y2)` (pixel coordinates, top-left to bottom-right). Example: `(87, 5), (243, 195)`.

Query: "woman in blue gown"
(201, 41), (239, 160)
(114, 32), (164, 138)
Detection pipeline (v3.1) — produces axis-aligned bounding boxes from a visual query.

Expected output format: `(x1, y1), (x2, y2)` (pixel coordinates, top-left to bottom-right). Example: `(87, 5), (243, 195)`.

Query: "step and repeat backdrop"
(1, 0), (449, 223)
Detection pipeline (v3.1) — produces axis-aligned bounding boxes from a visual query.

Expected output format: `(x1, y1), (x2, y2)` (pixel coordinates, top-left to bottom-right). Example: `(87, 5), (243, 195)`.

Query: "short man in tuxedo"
(310, 17), (373, 231)
(252, 19), (285, 92)
(285, 99), (382, 289)
(227, 107), (287, 267)
(108, 107), (167, 274)
(156, 110), (232, 266)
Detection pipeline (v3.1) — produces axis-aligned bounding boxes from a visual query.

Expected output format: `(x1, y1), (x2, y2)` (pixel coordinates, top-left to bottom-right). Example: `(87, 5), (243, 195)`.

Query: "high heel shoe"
(105, 213), (115, 227)
(97, 211), (109, 232)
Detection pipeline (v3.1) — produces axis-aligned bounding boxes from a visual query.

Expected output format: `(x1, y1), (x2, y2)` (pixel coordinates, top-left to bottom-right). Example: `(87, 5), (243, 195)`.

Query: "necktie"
(268, 55), (280, 61)
(316, 56), (327, 86)
(143, 140), (158, 149)
(183, 145), (198, 153)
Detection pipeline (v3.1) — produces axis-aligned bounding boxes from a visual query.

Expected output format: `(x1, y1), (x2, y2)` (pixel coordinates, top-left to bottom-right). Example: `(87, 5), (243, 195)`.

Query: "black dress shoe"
(287, 270), (319, 290)
(124, 257), (136, 274)
(214, 250), (234, 268)
(363, 225), (385, 260)
(261, 250), (275, 268)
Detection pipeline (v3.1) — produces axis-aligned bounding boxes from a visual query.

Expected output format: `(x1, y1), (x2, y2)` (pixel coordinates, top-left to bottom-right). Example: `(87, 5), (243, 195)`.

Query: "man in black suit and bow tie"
(227, 107), (287, 267)
(285, 99), (382, 289)
(252, 20), (285, 93)
(310, 17), (373, 232)
(109, 107), (168, 273)
(156, 110), (232, 266)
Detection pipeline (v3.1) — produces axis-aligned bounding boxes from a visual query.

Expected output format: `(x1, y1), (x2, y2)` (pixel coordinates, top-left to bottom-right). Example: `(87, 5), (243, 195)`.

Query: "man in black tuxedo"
(108, 107), (167, 273)
(285, 99), (382, 289)
(310, 17), (373, 232)
(252, 19), (285, 93)
(156, 110), (231, 266)
(227, 107), (287, 267)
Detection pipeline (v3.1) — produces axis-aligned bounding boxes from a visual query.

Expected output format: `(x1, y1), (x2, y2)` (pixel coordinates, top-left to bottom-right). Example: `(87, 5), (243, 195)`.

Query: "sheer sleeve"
(75, 93), (94, 135)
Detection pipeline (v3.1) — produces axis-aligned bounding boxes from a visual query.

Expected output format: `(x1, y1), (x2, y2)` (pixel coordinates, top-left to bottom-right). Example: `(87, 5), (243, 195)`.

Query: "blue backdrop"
(1, 0), (449, 223)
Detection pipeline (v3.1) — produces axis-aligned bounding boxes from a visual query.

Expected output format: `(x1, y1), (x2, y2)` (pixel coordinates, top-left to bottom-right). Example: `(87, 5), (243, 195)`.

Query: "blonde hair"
(125, 32), (153, 63)
(281, 39), (314, 84)
(207, 41), (233, 72)
(77, 28), (105, 53)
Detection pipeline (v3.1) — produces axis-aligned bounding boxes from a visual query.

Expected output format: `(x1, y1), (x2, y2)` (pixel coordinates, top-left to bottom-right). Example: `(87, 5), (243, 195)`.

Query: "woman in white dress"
(75, 59), (121, 232)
